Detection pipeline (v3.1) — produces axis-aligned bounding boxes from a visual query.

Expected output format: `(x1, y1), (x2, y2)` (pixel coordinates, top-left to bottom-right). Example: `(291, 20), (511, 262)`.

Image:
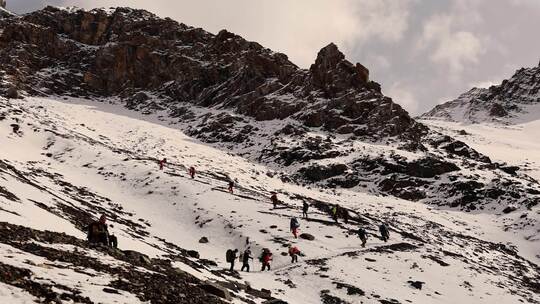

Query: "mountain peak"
(313, 43), (345, 68)
(422, 62), (540, 123)
(309, 43), (370, 90)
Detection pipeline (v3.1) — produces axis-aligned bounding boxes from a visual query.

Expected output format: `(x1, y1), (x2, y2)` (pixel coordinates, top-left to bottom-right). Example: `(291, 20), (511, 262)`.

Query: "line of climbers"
(225, 200), (391, 272)
(226, 245), (301, 272)
(153, 158), (393, 272)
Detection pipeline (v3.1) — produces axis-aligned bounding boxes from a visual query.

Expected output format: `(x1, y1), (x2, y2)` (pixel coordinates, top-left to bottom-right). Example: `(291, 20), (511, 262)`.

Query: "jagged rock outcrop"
(0, 1), (6, 9)
(0, 6), (420, 139)
(422, 62), (540, 123)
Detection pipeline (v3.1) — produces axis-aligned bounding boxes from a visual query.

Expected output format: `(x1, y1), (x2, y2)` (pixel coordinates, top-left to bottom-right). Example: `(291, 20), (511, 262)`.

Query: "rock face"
(0, 6), (419, 139)
(422, 63), (540, 123)
(0, 1), (5, 9)
(0, 6), (538, 211)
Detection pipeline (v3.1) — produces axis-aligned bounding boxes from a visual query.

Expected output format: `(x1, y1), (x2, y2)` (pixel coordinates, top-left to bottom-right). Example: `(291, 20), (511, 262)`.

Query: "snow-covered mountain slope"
(2, 6), (539, 212)
(422, 62), (540, 124)
(1, 96), (539, 304)
(420, 118), (540, 182)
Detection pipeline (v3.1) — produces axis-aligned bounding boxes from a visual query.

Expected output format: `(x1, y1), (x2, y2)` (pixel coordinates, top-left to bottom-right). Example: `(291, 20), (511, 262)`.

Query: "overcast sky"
(7, 0), (540, 115)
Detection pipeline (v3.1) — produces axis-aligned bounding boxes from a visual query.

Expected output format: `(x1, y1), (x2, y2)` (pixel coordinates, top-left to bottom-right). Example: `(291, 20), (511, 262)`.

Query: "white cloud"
(386, 83), (418, 114)
(367, 54), (391, 70)
(420, 14), (484, 75)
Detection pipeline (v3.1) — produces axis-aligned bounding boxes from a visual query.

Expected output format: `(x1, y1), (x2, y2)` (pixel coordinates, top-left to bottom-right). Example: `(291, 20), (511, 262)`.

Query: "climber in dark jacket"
(379, 223), (390, 242)
(290, 217), (300, 238)
(270, 192), (279, 209)
(241, 249), (253, 272)
(302, 201), (309, 218)
(358, 227), (368, 247)
(87, 215), (109, 246)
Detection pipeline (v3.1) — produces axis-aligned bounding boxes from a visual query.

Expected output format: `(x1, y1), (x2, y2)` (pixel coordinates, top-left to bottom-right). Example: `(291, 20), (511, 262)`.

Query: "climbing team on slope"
(224, 198), (393, 273)
(150, 156), (392, 274)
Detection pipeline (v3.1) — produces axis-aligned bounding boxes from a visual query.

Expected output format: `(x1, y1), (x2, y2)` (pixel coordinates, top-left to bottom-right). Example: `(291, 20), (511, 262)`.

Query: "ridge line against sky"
(8, 0), (540, 115)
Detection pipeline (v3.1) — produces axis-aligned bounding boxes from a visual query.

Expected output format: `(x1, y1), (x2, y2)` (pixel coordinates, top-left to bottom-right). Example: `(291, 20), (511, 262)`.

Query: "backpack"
(291, 218), (300, 228)
(358, 229), (367, 239)
(226, 249), (234, 263)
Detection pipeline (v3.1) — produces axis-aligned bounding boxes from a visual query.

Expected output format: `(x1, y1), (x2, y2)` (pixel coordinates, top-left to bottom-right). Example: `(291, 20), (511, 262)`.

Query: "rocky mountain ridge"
(422, 62), (540, 123)
(0, 6), (538, 214)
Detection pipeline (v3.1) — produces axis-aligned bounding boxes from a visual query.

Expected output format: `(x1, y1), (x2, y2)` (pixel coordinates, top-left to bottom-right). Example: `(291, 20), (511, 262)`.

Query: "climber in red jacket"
(158, 158), (167, 170)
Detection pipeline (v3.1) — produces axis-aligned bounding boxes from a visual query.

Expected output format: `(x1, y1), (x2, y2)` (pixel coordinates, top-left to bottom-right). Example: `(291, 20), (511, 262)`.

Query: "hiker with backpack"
(331, 204), (339, 224)
(188, 166), (196, 179)
(358, 227), (368, 247)
(240, 248), (253, 272)
(158, 158), (167, 170)
(270, 192), (278, 209)
(379, 223), (390, 242)
(302, 201), (309, 218)
(260, 248), (272, 271)
(228, 180), (234, 194)
(226, 249), (238, 271)
(87, 214), (117, 248)
(288, 244), (300, 263)
(290, 217), (300, 238)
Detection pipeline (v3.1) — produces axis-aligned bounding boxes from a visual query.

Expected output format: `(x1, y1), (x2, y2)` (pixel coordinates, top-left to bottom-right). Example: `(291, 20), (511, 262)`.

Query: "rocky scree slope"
(422, 62), (540, 123)
(0, 6), (539, 214)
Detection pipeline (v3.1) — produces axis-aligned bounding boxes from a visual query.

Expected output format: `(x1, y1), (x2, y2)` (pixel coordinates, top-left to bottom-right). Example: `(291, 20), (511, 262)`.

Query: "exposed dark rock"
(6, 86), (19, 99)
(407, 280), (424, 290)
(502, 206), (517, 214)
(262, 299), (289, 304)
(299, 233), (315, 241)
(299, 163), (348, 182)
(320, 289), (350, 304)
(199, 281), (232, 301)
(122, 250), (151, 265)
(489, 103), (508, 117)
(187, 250), (200, 259)
(199, 237), (209, 243)
(334, 282), (365, 296)
(499, 165), (519, 175)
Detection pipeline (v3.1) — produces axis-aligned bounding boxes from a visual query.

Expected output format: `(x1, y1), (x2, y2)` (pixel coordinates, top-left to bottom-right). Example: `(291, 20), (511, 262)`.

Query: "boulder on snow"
(408, 280), (424, 290)
(199, 236), (209, 243)
(199, 281), (231, 301)
(123, 250), (151, 265)
(299, 233), (315, 241)
(187, 250), (200, 259)
(6, 86), (19, 99)
(102, 287), (120, 294)
(502, 206), (517, 214)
